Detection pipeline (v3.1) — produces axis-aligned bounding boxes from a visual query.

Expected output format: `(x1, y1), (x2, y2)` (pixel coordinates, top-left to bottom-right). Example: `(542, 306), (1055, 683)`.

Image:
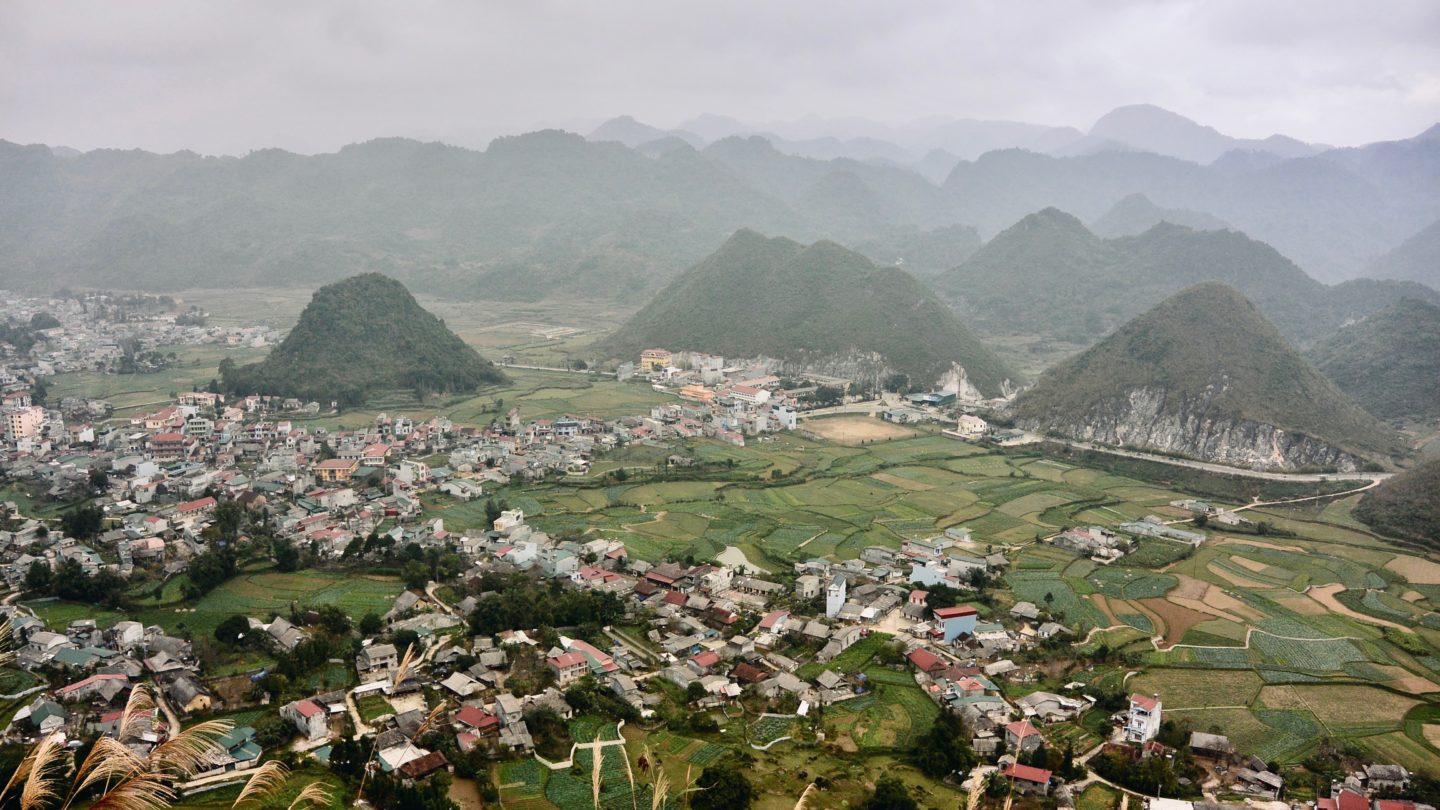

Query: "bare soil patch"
(1403, 590), (1425, 603)
(1271, 590), (1329, 616)
(1140, 597), (1210, 649)
(1216, 538), (1303, 553)
(1203, 588), (1266, 621)
(1425, 726), (1440, 748)
(1090, 594), (1122, 626)
(1231, 556), (1270, 573)
(1170, 574), (1210, 601)
(1307, 583), (1408, 631)
(1386, 554), (1440, 585)
(1368, 664), (1440, 694)
(806, 416), (918, 444)
(1207, 562), (1270, 589)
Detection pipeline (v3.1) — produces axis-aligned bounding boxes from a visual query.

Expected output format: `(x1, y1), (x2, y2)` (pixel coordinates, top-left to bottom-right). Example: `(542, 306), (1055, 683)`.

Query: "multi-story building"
(1127, 693), (1162, 743)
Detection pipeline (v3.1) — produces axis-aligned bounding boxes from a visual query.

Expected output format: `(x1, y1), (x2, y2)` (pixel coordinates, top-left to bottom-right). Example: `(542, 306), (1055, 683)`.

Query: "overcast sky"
(2, 0), (1438, 156)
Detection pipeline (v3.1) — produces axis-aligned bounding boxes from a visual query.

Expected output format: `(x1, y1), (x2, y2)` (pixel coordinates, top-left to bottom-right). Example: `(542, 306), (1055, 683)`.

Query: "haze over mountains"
(932, 209), (1439, 348)
(2, 104), (1437, 300)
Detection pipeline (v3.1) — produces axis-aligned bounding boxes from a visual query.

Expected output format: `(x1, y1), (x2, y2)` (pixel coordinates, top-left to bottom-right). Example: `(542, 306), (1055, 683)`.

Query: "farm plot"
(1249, 633), (1369, 673)
(829, 680), (938, 750)
(1127, 669), (1263, 709)
(1088, 567), (1177, 600)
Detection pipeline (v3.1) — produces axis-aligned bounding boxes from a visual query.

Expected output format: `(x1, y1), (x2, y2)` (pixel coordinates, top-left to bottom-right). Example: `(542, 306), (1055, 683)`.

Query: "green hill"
(1011, 282), (1396, 471)
(933, 209), (1439, 346)
(1306, 298), (1440, 421)
(1354, 460), (1440, 547)
(603, 230), (1016, 396)
(220, 273), (506, 405)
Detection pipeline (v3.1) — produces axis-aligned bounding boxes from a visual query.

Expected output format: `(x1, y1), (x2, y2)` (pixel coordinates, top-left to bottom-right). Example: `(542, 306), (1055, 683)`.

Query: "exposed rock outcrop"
(1018, 387), (1367, 472)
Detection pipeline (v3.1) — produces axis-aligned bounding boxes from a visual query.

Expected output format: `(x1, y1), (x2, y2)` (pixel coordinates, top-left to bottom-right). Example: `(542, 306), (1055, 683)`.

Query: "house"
(399, 750), (450, 781)
(454, 706), (499, 737)
(315, 458), (359, 483)
(933, 605), (978, 642)
(1233, 767), (1284, 799)
(1189, 731), (1235, 760)
(547, 652), (588, 686)
(281, 699), (329, 741)
(1003, 764), (1052, 795)
(55, 673), (130, 704)
(1363, 764), (1411, 793)
(357, 643), (399, 680)
(1005, 720), (1044, 753)
(266, 616), (307, 651)
(1127, 693), (1162, 743)
(440, 672), (482, 699)
(795, 575), (820, 600)
(167, 675), (215, 715)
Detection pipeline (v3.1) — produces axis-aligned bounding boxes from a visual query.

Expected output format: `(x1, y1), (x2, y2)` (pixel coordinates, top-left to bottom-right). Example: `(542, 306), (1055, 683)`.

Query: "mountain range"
(2, 107), (1437, 297)
(931, 209), (1440, 348)
(1011, 283), (1396, 472)
(219, 273), (506, 405)
(602, 230), (1015, 397)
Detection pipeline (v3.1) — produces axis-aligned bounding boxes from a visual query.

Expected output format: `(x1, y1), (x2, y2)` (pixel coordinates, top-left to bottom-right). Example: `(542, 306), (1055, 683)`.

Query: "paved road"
(1052, 439), (1394, 483)
(501, 364), (611, 377)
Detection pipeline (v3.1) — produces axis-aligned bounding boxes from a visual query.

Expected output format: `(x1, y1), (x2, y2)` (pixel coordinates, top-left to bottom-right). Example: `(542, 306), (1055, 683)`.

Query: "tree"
(865, 776), (918, 810)
(61, 505), (104, 540)
(402, 560), (431, 590)
(911, 711), (978, 779)
(359, 612), (383, 636)
(23, 560), (52, 594)
(316, 604), (351, 635)
(214, 614), (251, 647)
(692, 762), (756, 810)
(272, 537), (300, 572)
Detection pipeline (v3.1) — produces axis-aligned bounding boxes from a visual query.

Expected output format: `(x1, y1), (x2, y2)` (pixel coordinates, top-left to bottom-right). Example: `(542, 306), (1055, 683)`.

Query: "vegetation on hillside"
(604, 229), (1017, 394)
(1354, 460), (1440, 546)
(220, 273), (506, 405)
(934, 209), (1440, 347)
(1012, 282), (1397, 458)
(1307, 298), (1440, 421)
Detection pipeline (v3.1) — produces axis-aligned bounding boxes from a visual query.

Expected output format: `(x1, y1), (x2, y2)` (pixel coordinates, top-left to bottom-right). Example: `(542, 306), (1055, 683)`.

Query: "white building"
(1127, 693), (1162, 743)
(825, 576), (847, 618)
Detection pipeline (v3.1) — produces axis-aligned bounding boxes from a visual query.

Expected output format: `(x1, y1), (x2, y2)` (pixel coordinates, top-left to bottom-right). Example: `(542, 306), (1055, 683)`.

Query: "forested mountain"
(933, 210), (1440, 347)
(1011, 283), (1397, 472)
(0, 120), (1436, 298)
(603, 230), (1016, 396)
(219, 273), (506, 405)
(1354, 460), (1440, 547)
(1086, 104), (1321, 164)
(1306, 299), (1440, 421)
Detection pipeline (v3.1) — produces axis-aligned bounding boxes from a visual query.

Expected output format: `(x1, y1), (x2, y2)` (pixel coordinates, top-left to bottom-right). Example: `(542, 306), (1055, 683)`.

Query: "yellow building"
(639, 348), (673, 373)
(315, 457), (359, 483)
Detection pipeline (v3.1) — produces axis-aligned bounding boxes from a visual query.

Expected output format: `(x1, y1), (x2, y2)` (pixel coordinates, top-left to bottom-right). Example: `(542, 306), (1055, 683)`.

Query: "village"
(0, 316), (1431, 810)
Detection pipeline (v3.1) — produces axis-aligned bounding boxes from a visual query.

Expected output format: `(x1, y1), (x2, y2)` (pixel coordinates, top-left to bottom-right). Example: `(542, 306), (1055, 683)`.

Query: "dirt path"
(1305, 583), (1408, 631)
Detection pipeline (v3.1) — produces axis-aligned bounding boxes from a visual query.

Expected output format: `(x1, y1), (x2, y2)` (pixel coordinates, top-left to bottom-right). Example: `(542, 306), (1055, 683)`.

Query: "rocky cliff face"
(1017, 387), (1367, 472)
(775, 354), (1015, 402)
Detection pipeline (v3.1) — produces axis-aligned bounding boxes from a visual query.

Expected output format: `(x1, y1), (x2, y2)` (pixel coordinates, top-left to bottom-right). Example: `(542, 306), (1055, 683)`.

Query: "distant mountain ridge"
(1011, 283), (1396, 472)
(1, 109), (1437, 296)
(603, 230), (1016, 396)
(933, 208), (1440, 347)
(219, 273), (506, 405)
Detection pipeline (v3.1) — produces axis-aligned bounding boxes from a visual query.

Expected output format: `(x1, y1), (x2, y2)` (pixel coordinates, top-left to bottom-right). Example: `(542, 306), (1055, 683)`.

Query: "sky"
(2, 0), (1438, 156)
